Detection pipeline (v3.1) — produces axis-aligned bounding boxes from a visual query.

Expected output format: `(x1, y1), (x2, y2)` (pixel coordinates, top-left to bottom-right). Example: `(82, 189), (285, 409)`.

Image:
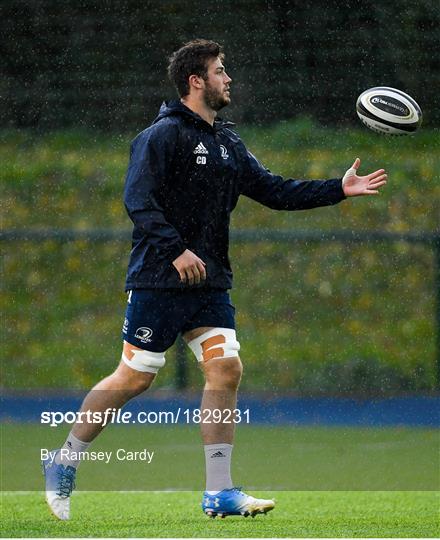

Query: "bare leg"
(183, 326), (245, 497)
(199, 356), (242, 444)
(184, 327), (242, 445)
(71, 341), (156, 442)
(183, 327), (274, 516)
(43, 341), (157, 520)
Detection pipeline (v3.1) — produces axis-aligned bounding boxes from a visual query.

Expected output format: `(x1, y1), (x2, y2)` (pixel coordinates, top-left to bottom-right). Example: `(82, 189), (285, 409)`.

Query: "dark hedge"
(3, 0), (439, 130)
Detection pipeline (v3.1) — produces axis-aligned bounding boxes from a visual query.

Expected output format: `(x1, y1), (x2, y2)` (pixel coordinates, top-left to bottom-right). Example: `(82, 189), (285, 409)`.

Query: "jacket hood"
(154, 100), (235, 130)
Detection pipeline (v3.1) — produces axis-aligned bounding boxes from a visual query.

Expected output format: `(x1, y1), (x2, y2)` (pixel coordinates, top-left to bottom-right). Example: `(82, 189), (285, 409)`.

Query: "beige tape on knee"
(122, 349), (166, 373)
(187, 328), (240, 363)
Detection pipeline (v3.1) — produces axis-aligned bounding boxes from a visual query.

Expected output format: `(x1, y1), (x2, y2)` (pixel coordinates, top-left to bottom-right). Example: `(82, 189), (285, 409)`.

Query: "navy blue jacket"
(124, 100), (345, 290)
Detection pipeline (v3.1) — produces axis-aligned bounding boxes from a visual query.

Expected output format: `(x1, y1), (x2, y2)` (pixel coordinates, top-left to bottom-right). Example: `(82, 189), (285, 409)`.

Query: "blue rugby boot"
(202, 487), (275, 518)
(42, 449), (76, 520)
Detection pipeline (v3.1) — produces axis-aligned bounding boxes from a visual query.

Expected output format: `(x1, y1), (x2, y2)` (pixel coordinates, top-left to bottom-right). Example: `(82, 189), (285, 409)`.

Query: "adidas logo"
(210, 451), (225, 458)
(193, 142), (209, 155)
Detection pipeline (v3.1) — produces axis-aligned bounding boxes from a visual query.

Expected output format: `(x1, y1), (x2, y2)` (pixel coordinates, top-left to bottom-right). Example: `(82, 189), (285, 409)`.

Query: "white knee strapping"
(122, 349), (166, 374)
(187, 328), (240, 363)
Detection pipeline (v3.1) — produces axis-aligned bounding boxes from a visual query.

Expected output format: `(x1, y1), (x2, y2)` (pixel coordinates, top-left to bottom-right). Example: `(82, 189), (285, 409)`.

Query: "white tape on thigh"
(187, 328), (240, 363)
(122, 349), (166, 373)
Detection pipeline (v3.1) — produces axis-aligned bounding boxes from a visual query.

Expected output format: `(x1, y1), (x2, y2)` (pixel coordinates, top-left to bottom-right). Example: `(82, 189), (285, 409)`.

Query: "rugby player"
(42, 39), (387, 520)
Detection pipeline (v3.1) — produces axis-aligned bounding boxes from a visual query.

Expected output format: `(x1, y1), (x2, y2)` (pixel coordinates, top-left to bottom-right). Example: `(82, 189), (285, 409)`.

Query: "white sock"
(55, 432), (90, 468)
(204, 443), (233, 493)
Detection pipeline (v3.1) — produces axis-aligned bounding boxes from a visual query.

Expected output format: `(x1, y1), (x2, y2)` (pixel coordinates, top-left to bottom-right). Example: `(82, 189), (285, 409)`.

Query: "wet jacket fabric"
(124, 100), (346, 290)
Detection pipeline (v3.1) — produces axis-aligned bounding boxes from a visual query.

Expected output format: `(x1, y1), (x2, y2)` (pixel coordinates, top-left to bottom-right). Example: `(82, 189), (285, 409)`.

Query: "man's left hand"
(342, 158), (387, 197)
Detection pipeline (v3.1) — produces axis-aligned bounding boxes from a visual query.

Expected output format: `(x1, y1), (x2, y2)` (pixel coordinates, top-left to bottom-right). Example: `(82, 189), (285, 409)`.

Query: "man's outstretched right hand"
(173, 249), (207, 285)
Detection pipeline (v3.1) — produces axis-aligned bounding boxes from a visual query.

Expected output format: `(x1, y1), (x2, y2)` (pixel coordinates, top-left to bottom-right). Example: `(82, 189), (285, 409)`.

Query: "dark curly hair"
(167, 39), (224, 98)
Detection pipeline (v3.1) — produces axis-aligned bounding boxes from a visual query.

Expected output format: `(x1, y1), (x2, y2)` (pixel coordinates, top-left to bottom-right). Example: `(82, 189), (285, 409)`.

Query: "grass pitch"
(2, 424), (438, 491)
(1, 490), (438, 537)
(1, 424), (438, 536)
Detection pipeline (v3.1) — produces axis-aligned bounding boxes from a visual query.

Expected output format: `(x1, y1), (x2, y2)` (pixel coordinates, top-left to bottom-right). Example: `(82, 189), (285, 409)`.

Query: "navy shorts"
(122, 289), (236, 352)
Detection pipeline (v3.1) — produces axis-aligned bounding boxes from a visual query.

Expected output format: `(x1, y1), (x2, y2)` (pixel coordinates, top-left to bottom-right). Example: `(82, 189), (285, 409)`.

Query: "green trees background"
(2, 124), (438, 391)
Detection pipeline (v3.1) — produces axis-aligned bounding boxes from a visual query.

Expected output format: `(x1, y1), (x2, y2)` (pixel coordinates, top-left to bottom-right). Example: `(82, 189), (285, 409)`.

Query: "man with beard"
(42, 39), (387, 520)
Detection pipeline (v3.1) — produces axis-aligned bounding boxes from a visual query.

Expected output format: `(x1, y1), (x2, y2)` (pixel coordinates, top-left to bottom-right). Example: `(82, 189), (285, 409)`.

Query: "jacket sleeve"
(239, 147), (346, 210)
(124, 124), (186, 262)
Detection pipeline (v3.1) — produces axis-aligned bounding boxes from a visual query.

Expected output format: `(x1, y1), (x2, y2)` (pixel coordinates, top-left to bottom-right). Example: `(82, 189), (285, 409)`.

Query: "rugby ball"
(356, 87), (422, 135)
